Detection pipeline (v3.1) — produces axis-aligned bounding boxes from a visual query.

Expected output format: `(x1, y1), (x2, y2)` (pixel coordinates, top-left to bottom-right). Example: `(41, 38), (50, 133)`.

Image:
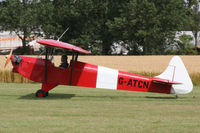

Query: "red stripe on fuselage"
(71, 61), (98, 88)
(117, 71), (171, 94)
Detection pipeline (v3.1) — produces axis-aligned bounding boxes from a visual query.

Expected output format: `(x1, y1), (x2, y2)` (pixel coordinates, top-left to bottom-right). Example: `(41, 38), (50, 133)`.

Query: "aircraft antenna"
(57, 27), (69, 41)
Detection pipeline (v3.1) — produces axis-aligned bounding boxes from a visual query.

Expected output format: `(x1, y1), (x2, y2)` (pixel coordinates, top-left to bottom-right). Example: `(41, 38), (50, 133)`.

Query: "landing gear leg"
(35, 83), (57, 98)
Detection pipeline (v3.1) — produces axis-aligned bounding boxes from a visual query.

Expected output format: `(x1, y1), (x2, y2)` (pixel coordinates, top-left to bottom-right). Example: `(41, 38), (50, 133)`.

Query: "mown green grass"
(0, 83), (200, 133)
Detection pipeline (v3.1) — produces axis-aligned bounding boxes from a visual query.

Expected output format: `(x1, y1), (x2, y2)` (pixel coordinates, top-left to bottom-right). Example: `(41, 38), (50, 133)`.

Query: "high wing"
(37, 39), (91, 54)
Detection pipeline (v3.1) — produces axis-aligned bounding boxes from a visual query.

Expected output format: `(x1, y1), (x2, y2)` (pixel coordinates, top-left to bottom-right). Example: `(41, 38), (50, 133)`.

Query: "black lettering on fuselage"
(127, 79), (132, 86)
(133, 80), (138, 87)
(118, 77), (149, 89)
(143, 81), (149, 88)
(118, 77), (124, 85)
(138, 81), (143, 88)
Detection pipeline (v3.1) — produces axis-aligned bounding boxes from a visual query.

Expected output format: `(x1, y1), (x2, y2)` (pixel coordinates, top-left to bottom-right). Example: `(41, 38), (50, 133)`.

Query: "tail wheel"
(36, 89), (48, 97)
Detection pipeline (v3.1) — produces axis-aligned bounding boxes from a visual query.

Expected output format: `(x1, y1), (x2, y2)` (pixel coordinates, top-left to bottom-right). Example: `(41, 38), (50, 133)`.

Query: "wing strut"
(44, 47), (48, 83)
(69, 52), (79, 85)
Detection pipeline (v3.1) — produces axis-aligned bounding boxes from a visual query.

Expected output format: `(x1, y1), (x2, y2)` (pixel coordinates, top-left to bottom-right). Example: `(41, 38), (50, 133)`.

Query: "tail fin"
(155, 56), (193, 94)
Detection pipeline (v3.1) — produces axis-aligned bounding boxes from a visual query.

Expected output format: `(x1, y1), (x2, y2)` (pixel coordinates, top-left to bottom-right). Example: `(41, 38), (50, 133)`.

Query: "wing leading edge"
(37, 39), (91, 54)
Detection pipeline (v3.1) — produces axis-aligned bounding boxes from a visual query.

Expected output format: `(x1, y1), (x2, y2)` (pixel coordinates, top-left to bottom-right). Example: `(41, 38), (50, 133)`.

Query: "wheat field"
(0, 55), (200, 73)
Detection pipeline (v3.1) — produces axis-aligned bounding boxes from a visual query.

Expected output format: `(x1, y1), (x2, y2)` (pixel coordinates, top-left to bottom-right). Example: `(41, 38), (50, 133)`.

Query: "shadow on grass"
(18, 93), (180, 100)
(75, 95), (144, 99)
(145, 96), (177, 99)
(18, 93), (75, 100)
(17, 92), (187, 100)
(18, 93), (149, 100)
(72, 95), (179, 100)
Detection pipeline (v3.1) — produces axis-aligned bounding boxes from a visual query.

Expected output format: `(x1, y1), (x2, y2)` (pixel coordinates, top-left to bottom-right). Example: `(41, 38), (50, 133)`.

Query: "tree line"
(0, 0), (199, 55)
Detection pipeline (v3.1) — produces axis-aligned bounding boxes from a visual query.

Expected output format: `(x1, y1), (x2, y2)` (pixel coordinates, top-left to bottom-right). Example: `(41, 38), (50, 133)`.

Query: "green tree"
(36, 0), (55, 39)
(0, 0), (54, 50)
(0, 0), (191, 55)
(52, 0), (111, 54)
(107, 0), (187, 55)
(51, 0), (94, 50)
(186, 0), (200, 48)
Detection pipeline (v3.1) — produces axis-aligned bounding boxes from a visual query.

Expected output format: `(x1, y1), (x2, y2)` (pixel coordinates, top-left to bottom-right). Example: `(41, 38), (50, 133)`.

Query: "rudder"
(155, 56), (193, 94)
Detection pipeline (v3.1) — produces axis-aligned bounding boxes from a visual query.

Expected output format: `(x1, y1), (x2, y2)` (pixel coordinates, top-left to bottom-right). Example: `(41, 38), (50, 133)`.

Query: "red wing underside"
(37, 40), (91, 54)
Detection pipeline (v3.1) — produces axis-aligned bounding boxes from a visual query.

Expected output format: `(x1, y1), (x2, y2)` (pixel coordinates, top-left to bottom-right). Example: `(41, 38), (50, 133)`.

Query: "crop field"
(0, 83), (200, 133)
(1, 55), (200, 84)
(1, 55), (200, 73)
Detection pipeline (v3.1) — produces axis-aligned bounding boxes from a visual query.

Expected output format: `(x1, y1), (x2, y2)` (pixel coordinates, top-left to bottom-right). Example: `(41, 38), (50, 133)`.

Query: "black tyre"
(36, 89), (47, 97)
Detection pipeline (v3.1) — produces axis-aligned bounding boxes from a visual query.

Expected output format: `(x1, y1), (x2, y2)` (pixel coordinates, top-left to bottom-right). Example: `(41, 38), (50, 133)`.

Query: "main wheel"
(36, 89), (47, 97)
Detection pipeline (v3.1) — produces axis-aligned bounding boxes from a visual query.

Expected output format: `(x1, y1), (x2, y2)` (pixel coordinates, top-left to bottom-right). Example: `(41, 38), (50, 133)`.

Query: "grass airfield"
(0, 83), (200, 133)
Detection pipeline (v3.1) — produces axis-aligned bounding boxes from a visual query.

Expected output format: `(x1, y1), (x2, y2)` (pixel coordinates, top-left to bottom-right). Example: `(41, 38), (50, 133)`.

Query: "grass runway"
(0, 83), (200, 133)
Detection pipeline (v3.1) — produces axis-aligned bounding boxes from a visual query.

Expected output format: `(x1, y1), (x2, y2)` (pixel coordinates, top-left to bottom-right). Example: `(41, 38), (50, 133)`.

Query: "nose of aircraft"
(4, 50), (13, 68)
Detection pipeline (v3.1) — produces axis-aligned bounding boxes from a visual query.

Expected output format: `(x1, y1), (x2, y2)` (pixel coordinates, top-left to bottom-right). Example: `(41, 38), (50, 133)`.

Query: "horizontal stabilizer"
(152, 78), (182, 85)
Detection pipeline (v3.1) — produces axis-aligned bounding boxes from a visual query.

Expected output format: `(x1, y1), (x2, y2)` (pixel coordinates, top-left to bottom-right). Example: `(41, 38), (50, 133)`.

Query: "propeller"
(4, 50), (13, 68)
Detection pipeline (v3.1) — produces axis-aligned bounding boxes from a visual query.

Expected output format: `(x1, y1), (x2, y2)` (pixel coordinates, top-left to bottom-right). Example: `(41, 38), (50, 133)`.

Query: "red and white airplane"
(4, 40), (193, 97)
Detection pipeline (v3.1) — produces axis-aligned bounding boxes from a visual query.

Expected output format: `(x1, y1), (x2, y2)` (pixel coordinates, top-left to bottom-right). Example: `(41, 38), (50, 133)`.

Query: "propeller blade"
(4, 50), (13, 68)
